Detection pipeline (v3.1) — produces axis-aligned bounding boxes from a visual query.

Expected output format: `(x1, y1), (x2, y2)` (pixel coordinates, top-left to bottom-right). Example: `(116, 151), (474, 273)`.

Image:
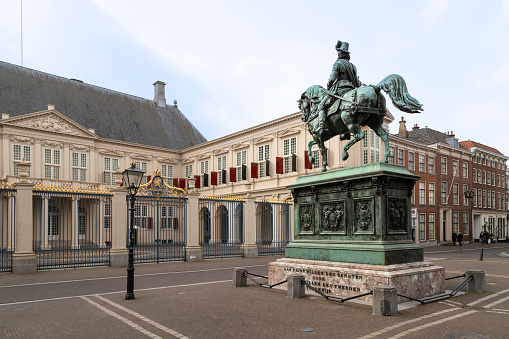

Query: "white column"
(71, 197), (79, 248)
(7, 196), (14, 251)
(185, 190), (203, 261)
(12, 181), (37, 273)
(211, 203), (220, 243)
(243, 195), (258, 257)
(42, 197), (49, 249)
(110, 188), (128, 267)
(272, 205), (280, 246)
(99, 197), (105, 247)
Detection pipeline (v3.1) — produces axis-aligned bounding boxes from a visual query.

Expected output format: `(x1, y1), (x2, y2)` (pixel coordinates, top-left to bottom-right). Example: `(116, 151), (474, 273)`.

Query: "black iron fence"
(0, 188), (15, 272)
(33, 189), (112, 269)
(199, 195), (244, 259)
(129, 195), (187, 263)
(255, 199), (291, 255)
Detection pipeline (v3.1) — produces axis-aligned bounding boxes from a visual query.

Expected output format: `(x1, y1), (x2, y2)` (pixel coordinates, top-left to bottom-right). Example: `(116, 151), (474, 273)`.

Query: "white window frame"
(104, 157), (119, 186)
(13, 144), (31, 176)
(44, 148), (61, 180)
(408, 152), (415, 171)
(419, 181), (426, 205)
(161, 164), (173, 182)
(200, 160), (209, 186)
(134, 161), (148, 185)
(217, 155), (227, 184)
(283, 137), (297, 174)
(258, 144), (270, 178)
(236, 150), (246, 181)
(72, 152), (88, 182)
(419, 154), (426, 173)
(429, 182), (435, 205)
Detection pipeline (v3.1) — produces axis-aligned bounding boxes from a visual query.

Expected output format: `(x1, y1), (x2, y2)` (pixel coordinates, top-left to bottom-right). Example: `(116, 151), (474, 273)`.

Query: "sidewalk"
(1, 247), (509, 338)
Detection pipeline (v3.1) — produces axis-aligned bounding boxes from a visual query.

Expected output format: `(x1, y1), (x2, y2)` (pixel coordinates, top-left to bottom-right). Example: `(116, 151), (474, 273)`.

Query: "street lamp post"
(122, 162), (145, 300)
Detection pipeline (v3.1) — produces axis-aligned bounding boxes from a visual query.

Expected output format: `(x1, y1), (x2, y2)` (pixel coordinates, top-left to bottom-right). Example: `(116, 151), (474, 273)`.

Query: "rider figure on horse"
(313, 40), (362, 135)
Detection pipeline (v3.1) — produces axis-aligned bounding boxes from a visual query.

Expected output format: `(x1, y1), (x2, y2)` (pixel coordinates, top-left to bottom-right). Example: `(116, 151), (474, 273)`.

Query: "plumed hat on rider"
(335, 40), (349, 52)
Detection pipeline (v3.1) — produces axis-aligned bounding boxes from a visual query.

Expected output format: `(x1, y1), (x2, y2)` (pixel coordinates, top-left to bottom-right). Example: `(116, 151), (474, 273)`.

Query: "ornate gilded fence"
(199, 195), (244, 259)
(255, 198), (291, 256)
(0, 186), (16, 272)
(130, 183), (187, 263)
(32, 186), (112, 269)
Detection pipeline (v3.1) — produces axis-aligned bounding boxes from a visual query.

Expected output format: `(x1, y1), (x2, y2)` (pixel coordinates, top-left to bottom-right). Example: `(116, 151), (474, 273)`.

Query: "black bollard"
(479, 248), (484, 261)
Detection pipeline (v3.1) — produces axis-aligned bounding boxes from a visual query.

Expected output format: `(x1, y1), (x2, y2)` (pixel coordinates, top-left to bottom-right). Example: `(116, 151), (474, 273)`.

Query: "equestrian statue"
(299, 40), (423, 172)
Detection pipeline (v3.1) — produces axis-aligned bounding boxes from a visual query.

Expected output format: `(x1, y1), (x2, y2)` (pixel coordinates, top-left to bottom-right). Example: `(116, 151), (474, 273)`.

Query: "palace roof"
(0, 61), (207, 150)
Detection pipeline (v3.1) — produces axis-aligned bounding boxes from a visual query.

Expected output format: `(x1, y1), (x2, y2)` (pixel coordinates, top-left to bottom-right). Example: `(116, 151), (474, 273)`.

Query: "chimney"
(1, 113), (10, 120)
(398, 117), (408, 138)
(48, 104), (55, 110)
(412, 124), (419, 131)
(153, 81), (166, 108)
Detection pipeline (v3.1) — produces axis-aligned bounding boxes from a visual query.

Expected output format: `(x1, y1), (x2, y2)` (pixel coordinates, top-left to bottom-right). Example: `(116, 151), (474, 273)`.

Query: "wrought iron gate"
(33, 189), (112, 269)
(199, 196), (244, 258)
(0, 187), (15, 272)
(130, 195), (187, 263)
(256, 200), (291, 255)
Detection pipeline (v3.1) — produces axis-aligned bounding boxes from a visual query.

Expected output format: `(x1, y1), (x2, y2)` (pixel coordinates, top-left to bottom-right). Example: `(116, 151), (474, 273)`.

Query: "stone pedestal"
(269, 258), (445, 303)
(286, 163), (423, 265)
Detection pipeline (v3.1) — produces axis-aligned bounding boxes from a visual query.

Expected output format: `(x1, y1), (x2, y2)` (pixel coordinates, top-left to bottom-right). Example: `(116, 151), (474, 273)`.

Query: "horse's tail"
(374, 74), (423, 113)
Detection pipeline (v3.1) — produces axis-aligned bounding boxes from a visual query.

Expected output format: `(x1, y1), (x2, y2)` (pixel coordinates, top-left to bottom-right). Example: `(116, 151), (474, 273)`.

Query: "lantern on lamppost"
(122, 162), (145, 300)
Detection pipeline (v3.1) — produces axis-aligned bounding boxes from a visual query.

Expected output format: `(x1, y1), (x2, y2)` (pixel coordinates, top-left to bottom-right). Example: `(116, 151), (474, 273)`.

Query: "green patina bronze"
(286, 162), (423, 265)
(298, 40), (423, 172)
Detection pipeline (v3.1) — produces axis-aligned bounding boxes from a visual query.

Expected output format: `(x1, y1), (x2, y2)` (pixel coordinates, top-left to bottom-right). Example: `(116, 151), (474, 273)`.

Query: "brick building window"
(441, 157), (447, 174)
(419, 214), (426, 241)
(453, 211), (459, 234)
(419, 181), (426, 205)
(428, 156), (434, 174)
(473, 169), (477, 183)
(463, 162), (468, 178)
(429, 182), (435, 205)
(463, 212), (469, 235)
(441, 182), (447, 204)
(453, 160), (459, 177)
(408, 152), (415, 171)
(419, 154), (425, 173)
(429, 214), (435, 239)
(398, 149), (404, 166)
(453, 183), (459, 205)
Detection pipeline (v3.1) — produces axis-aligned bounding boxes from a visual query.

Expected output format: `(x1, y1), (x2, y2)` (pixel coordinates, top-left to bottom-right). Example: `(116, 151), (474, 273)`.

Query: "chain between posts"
(398, 275), (473, 304)
(243, 272), (287, 289)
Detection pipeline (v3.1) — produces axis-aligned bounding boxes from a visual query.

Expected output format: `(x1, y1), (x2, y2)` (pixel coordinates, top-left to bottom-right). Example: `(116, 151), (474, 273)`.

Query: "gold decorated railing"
(199, 194), (245, 201)
(33, 183), (111, 195)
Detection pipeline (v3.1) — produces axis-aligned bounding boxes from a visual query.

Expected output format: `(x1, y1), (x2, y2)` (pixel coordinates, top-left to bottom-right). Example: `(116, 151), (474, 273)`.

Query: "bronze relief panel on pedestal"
(353, 198), (375, 234)
(299, 204), (315, 234)
(387, 197), (408, 234)
(320, 201), (346, 234)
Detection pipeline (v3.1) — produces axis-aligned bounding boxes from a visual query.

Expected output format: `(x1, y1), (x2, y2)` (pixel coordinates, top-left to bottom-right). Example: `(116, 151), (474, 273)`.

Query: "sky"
(1, 0), (509, 156)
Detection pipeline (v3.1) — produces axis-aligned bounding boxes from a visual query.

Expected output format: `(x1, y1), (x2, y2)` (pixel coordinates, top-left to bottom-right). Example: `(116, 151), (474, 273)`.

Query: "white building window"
(452, 160), (459, 177)
(44, 149), (61, 180)
(161, 164), (173, 181)
(185, 164), (193, 178)
(134, 161), (148, 185)
(441, 157), (447, 175)
(453, 183), (459, 205)
(72, 152), (87, 182)
(283, 137), (297, 174)
(218, 155), (227, 184)
(236, 151), (246, 181)
(161, 206), (173, 228)
(258, 145), (270, 178)
(135, 205), (148, 228)
(473, 169), (477, 183)
(13, 144), (31, 176)
(363, 149), (368, 165)
(429, 214), (435, 240)
(388, 147), (395, 164)
(462, 162), (468, 178)
(200, 160), (209, 186)
(104, 157), (119, 186)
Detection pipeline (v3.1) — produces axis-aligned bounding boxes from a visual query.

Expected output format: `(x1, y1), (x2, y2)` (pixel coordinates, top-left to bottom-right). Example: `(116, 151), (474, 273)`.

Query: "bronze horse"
(299, 74), (423, 172)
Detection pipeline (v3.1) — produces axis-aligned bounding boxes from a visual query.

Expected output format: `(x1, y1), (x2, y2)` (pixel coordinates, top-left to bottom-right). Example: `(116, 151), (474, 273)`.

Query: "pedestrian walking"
(452, 232), (457, 246)
(483, 230), (489, 245)
(457, 232), (463, 246)
(480, 231), (485, 245)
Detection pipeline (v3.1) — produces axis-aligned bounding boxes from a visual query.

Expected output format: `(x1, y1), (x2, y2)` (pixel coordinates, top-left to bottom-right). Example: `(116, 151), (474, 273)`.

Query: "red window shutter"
(251, 162), (259, 179)
(147, 175), (151, 188)
(276, 157), (284, 174)
(179, 178), (186, 189)
(194, 175), (201, 189)
(172, 178), (179, 187)
(148, 217), (153, 229)
(211, 171), (218, 185)
(305, 151), (313, 169)
(173, 218), (179, 229)
(229, 167), (237, 182)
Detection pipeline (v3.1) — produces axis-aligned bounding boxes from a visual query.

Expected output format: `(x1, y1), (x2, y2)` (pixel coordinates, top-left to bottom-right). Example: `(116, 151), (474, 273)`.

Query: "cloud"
(423, 0), (451, 21)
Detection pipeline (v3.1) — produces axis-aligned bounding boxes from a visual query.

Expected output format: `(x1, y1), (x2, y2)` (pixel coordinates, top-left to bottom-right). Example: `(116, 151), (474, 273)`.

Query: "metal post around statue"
(126, 195), (136, 300)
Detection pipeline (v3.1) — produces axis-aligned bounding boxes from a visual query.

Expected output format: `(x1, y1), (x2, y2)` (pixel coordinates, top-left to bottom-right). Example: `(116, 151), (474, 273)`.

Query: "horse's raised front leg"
(342, 124), (364, 161)
(308, 139), (316, 165)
